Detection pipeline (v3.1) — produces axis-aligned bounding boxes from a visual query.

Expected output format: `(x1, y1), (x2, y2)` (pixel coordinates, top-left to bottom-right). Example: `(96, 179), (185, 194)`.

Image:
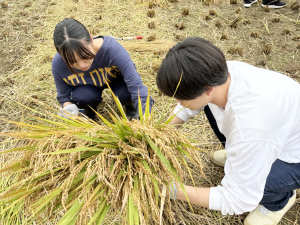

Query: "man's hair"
(53, 18), (95, 71)
(156, 37), (228, 100)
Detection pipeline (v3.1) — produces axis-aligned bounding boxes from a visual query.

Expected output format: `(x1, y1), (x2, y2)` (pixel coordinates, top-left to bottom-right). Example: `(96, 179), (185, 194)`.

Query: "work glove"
(59, 103), (79, 118)
(169, 181), (177, 200)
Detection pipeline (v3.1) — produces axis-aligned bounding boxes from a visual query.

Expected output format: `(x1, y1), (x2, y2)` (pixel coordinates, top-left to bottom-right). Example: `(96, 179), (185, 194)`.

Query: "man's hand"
(169, 182), (210, 208)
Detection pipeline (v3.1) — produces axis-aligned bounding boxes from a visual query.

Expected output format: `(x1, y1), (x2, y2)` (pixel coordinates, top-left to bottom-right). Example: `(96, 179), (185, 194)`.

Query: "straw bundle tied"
(0, 91), (204, 225)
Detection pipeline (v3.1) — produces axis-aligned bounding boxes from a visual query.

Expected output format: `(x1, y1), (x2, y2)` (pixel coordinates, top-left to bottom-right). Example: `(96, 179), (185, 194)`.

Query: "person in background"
(243, 0), (286, 8)
(156, 37), (300, 225)
(52, 18), (153, 119)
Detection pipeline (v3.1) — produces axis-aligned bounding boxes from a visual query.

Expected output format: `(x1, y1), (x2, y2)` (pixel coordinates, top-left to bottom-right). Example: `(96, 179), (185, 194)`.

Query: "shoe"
(244, 191), (296, 225)
(244, 0), (258, 8)
(210, 150), (226, 167)
(262, 0), (287, 8)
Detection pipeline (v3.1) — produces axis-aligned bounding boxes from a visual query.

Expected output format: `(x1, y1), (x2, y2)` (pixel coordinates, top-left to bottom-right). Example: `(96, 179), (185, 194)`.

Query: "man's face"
(176, 90), (212, 110)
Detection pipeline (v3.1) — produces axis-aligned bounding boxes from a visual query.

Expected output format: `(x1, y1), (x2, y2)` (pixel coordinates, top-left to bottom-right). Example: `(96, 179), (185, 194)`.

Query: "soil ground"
(0, 0), (299, 224)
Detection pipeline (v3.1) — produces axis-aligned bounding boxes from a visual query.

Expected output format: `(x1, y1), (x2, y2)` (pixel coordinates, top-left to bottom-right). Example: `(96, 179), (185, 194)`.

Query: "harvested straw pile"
(0, 95), (204, 225)
(121, 40), (176, 53)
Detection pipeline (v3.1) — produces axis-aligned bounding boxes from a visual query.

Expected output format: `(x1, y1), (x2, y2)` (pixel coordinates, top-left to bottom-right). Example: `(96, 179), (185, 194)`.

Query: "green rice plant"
(0, 93), (204, 225)
(0, 174), (26, 225)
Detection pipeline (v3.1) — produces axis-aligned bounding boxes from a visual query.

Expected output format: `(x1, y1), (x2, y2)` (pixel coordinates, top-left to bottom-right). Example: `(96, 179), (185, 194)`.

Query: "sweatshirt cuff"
(209, 186), (222, 211)
(172, 103), (200, 122)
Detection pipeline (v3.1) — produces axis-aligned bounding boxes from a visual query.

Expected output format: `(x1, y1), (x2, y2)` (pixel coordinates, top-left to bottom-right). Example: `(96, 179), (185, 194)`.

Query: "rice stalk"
(0, 93), (204, 225)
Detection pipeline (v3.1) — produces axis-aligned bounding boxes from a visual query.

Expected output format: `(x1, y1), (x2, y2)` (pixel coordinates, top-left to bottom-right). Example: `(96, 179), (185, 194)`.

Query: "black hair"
(53, 18), (95, 71)
(156, 37), (228, 100)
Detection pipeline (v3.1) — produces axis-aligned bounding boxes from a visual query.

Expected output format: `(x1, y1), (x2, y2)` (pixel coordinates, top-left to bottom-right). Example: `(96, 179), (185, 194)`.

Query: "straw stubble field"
(0, 0), (299, 224)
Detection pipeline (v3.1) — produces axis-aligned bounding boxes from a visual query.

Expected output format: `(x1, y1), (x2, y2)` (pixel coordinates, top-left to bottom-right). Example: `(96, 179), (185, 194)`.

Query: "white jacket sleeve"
(209, 140), (280, 215)
(172, 103), (200, 122)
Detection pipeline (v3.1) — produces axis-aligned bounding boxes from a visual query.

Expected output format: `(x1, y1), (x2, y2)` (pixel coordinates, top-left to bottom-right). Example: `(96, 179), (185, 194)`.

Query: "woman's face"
(71, 54), (94, 71)
(70, 41), (96, 71)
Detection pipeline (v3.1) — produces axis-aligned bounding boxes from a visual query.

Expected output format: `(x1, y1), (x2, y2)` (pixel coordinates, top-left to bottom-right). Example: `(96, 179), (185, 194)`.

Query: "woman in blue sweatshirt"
(52, 18), (153, 119)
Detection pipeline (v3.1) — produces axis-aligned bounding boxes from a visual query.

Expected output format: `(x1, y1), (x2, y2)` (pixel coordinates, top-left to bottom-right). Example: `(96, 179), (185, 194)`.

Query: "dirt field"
(0, 0), (299, 224)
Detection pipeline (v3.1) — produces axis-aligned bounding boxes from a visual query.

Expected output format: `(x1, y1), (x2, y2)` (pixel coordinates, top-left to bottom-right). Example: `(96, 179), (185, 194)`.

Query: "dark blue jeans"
(70, 79), (131, 118)
(204, 105), (300, 211)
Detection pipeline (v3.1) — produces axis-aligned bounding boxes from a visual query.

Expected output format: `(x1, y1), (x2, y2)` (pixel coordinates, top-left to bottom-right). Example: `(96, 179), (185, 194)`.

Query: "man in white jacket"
(156, 37), (300, 225)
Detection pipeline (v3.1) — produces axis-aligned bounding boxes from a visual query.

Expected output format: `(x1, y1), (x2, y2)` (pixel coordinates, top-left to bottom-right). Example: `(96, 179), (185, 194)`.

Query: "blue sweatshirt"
(52, 36), (151, 110)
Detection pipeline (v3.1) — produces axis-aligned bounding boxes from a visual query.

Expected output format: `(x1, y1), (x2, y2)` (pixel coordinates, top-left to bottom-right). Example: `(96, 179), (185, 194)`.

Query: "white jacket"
(173, 61), (300, 215)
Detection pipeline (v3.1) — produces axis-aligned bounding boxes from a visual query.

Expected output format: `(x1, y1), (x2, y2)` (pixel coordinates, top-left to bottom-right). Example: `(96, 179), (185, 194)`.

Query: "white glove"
(60, 104), (79, 118)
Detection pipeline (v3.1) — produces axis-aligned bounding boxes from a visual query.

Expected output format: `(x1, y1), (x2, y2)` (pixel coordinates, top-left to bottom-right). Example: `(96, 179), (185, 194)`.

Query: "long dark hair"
(156, 37), (228, 100)
(53, 18), (95, 71)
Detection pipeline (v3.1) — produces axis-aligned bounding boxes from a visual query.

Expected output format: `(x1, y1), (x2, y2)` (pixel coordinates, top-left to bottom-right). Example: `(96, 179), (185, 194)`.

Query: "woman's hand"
(60, 103), (79, 118)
